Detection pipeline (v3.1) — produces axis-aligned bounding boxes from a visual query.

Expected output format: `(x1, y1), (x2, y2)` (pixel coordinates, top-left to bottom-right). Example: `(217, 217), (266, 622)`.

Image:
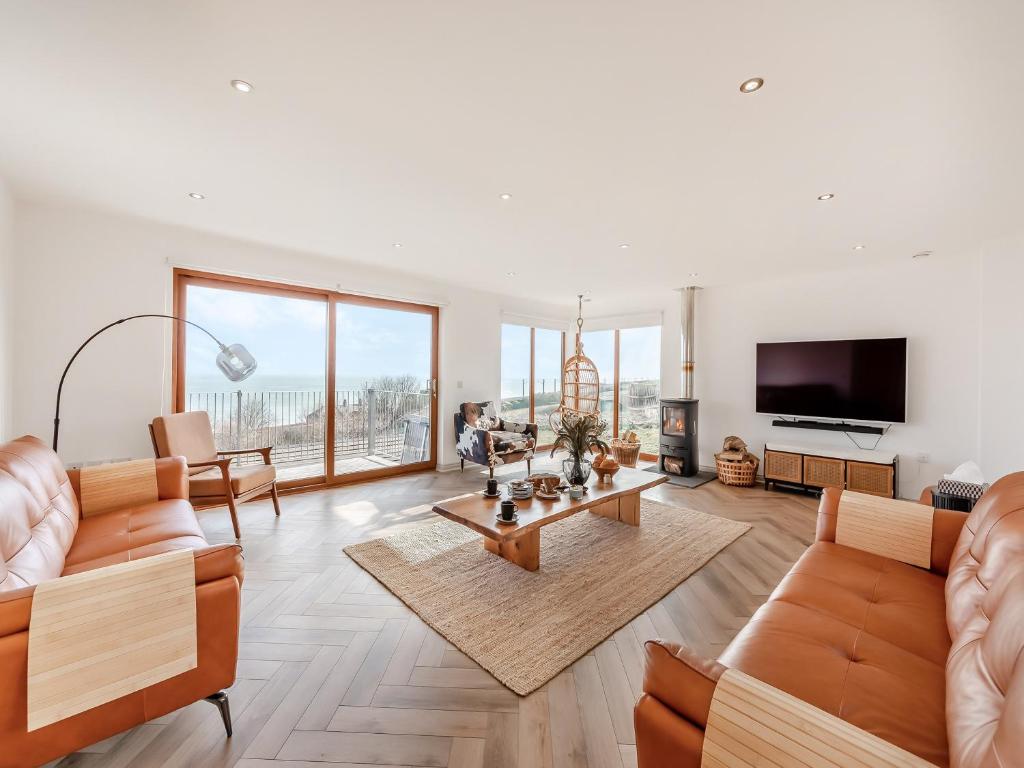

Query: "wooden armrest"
(0, 545), (243, 638)
(703, 669), (936, 767)
(817, 490), (934, 568)
(217, 446), (273, 463)
(189, 458), (233, 470)
(818, 489), (968, 573)
(27, 550), (198, 730)
(76, 459), (160, 517)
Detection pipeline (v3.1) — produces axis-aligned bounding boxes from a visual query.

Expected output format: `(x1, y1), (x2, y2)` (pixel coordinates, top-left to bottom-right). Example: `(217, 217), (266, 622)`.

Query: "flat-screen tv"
(756, 338), (907, 423)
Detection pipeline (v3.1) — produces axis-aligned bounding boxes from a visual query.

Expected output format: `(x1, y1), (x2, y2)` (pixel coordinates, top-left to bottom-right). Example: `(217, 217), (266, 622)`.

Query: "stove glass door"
(663, 406), (688, 436)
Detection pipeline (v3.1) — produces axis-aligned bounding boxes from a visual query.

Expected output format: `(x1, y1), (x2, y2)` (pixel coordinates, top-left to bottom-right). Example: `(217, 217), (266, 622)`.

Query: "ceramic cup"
(500, 499), (517, 520)
(486, 478), (498, 496)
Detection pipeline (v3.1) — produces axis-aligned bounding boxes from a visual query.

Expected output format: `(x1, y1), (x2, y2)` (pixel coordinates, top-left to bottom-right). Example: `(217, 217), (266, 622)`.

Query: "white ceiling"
(1, 1), (1022, 305)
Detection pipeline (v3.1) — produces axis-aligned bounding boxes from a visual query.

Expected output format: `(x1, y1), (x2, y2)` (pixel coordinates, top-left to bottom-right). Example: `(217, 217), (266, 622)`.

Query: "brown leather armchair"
(0, 435), (243, 767)
(149, 411), (281, 539)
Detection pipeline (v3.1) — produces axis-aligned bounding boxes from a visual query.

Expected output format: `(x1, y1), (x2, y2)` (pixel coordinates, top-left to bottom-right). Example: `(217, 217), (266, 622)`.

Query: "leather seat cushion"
(189, 464), (276, 497)
(719, 542), (950, 767)
(63, 500), (207, 574)
(771, 542), (950, 665)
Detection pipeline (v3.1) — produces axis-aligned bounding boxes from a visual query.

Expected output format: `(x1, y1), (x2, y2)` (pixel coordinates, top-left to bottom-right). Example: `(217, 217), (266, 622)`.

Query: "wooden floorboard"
(52, 458), (817, 768)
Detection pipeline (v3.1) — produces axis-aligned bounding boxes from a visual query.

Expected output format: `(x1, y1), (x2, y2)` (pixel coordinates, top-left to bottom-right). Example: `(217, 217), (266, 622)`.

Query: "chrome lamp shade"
(216, 343), (257, 382)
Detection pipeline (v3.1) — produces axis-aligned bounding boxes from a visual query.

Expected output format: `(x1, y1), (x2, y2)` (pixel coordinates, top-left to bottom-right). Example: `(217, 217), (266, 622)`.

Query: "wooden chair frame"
(149, 427), (282, 539)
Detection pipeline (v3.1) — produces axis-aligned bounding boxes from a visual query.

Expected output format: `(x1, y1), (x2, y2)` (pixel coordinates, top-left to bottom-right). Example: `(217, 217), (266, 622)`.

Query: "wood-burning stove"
(659, 398), (699, 477)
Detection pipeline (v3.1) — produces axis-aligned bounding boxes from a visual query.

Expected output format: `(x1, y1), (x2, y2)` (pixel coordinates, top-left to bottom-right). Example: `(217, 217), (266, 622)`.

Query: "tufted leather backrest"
(0, 436), (81, 592)
(944, 471), (1024, 768)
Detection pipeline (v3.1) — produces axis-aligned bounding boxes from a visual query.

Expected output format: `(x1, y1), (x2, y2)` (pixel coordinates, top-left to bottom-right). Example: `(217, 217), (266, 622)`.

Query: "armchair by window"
(149, 411), (281, 539)
(454, 401), (537, 478)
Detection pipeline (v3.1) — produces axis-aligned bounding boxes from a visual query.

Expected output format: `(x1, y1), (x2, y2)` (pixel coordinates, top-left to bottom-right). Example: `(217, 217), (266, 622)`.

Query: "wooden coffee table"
(431, 467), (667, 571)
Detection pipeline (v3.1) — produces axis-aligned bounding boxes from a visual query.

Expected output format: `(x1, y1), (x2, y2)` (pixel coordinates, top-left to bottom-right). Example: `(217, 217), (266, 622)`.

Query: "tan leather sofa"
(636, 473), (1024, 768)
(0, 436), (244, 768)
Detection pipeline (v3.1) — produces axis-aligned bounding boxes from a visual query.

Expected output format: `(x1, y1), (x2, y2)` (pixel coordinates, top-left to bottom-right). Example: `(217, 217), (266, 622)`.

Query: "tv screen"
(756, 338), (907, 423)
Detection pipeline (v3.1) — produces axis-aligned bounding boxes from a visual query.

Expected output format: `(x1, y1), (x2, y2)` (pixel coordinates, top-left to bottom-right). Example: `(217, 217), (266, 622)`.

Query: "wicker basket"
(715, 454), (759, 487)
(611, 439), (641, 468)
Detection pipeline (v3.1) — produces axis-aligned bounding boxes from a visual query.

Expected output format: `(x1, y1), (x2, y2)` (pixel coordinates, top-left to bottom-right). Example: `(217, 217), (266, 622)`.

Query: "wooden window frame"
(172, 268), (439, 492)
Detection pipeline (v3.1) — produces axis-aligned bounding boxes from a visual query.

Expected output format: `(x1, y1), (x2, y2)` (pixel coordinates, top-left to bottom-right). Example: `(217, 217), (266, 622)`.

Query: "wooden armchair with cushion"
(149, 411), (281, 539)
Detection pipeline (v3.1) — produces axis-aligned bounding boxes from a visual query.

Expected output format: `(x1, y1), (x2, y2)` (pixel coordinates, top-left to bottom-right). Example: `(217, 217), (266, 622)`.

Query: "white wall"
(10, 201), (569, 467)
(978, 235), (1024, 482)
(0, 177), (13, 441)
(684, 256), (983, 499)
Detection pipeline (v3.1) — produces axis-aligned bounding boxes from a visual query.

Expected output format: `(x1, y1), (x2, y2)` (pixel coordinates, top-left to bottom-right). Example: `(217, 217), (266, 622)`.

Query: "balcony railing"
(185, 388), (431, 469)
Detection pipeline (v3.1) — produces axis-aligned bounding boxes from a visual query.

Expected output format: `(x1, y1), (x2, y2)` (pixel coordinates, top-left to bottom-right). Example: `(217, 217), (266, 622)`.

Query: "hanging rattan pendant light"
(551, 295), (601, 430)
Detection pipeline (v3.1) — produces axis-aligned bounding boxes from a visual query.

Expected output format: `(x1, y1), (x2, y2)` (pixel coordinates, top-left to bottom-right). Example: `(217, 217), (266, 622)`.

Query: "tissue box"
(933, 479), (988, 512)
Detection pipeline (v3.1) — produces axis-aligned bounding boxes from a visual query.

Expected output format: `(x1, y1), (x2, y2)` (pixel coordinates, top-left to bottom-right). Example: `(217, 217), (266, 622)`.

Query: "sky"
(185, 285), (432, 390)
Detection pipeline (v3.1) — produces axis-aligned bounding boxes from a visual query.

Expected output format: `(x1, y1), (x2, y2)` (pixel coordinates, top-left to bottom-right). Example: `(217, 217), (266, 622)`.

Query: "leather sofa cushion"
(773, 542), (950, 665)
(0, 437), (81, 592)
(719, 542), (950, 767)
(62, 500), (207, 574)
(189, 464), (276, 497)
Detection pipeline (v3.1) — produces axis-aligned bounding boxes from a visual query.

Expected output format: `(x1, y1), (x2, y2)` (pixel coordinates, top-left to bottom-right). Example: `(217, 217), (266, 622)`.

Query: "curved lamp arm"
(53, 313), (254, 451)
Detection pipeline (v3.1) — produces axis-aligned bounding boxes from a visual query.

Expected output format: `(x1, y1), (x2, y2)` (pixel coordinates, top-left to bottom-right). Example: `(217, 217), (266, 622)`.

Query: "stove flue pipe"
(679, 286), (701, 399)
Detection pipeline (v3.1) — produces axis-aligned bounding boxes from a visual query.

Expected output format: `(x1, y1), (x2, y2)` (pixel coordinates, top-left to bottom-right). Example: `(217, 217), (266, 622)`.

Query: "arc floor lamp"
(53, 313), (257, 451)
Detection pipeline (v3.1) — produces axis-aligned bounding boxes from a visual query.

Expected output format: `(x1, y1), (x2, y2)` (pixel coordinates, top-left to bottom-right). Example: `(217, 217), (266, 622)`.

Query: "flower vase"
(563, 457), (592, 486)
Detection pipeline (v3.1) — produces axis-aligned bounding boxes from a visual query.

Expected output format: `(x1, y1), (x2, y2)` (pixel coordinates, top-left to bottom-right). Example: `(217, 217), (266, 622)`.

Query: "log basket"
(610, 438), (641, 468)
(715, 453), (759, 487)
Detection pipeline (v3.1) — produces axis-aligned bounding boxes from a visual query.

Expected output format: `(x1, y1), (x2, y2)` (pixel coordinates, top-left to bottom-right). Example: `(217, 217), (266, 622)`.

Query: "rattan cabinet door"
(847, 461), (895, 497)
(803, 456), (846, 489)
(764, 451), (802, 483)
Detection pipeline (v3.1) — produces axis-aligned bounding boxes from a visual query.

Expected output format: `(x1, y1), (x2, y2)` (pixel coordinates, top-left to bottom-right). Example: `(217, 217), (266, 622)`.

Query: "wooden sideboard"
(764, 442), (899, 498)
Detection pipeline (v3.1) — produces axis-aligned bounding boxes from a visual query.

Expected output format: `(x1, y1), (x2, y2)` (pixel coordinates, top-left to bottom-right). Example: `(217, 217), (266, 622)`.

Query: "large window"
(618, 326), (661, 454)
(580, 330), (616, 426)
(174, 270), (438, 488)
(534, 328), (563, 446)
(580, 325), (661, 457)
(500, 323), (565, 447)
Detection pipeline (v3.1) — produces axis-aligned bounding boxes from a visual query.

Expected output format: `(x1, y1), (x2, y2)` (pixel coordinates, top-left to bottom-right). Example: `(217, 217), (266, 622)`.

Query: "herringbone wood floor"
(49, 459), (817, 768)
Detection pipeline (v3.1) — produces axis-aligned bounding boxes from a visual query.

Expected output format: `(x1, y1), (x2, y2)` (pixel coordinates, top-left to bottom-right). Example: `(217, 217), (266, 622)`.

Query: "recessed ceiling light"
(499, 193), (512, 200)
(392, 242), (403, 248)
(817, 193), (835, 201)
(853, 244), (866, 250)
(913, 251), (932, 259)
(688, 272), (699, 278)
(506, 271), (516, 277)
(230, 79), (253, 93)
(187, 192), (205, 200)
(739, 77), (764, 93)
(618, 243), (631, 249)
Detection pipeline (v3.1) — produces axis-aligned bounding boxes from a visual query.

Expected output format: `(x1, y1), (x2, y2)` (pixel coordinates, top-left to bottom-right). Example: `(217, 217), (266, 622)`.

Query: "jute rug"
(344, 499), (750, 695)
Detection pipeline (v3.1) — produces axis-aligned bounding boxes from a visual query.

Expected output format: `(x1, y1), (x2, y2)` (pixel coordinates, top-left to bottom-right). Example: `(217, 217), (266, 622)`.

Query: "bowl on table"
(592, 458), (620, 483)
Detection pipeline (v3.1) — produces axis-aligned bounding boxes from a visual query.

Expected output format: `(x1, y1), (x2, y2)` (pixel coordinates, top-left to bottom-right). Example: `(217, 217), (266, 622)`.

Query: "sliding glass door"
(179, 280), (328, 482)
(332, 300), (437, 478)
(174, 270), (437, 488)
